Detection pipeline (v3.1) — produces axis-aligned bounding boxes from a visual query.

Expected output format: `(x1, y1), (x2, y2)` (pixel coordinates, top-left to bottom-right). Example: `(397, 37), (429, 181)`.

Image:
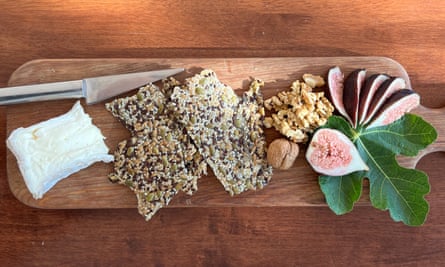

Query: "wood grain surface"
(1, 1), (444, 266)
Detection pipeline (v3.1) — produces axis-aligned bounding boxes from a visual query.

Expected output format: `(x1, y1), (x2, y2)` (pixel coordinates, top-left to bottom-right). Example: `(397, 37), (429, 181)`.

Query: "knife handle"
(0, 80), (83, 105)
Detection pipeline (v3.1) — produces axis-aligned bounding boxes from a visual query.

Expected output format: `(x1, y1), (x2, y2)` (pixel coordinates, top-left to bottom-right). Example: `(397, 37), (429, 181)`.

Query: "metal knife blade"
(0, 68), (184, 105)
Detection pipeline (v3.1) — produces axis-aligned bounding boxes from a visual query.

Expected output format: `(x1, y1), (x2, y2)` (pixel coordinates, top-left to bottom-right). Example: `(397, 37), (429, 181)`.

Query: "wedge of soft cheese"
(7, 101), (114, 199)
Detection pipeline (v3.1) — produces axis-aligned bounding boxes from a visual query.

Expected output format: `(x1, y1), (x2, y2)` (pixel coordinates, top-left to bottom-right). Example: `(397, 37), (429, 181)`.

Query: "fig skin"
(358, 73), (389, 125)
(343, 69), (366, 128)
(306, 128), (368, 176)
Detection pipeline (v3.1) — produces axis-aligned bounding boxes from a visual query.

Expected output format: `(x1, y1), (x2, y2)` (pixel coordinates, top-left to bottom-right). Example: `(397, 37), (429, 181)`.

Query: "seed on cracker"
(170, 70), (273, 196)
(106, 83), (206, 220)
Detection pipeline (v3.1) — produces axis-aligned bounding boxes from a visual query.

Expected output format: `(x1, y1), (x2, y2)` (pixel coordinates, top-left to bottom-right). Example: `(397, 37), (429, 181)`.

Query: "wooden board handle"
(398, 105), (445, 168)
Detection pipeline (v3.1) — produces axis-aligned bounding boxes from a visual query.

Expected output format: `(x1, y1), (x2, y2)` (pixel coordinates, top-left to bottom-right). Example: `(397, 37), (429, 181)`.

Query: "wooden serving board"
(6, 57), (444, 209)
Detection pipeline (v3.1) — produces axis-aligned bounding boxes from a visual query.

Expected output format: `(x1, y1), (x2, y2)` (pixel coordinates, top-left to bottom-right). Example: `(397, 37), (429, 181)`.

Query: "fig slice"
(327, 66), (353, 125)
(362, 77), (406, 124)
(357, 73), (389, 125)
(343, 69), (366, 128)
(306, 128), (369, 176)
(366, 89), (420, 128)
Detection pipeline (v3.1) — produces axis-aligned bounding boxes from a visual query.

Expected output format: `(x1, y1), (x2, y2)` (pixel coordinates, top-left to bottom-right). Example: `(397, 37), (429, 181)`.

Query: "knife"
(0, 68), (184, 105)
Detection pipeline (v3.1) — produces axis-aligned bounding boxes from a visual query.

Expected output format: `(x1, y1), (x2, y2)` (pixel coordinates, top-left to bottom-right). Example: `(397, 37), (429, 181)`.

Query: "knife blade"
(0, 68), (184, 105)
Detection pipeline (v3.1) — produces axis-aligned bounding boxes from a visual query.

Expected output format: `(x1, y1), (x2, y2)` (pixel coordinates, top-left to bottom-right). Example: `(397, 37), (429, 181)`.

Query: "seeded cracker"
(106, 83), (206, 221)
(170, 70), (273, 195)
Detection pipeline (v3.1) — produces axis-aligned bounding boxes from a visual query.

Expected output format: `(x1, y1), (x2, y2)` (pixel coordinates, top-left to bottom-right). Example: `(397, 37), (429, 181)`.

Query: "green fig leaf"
(322, 115), (356, 139)
(319, 171), (365, 215)
(318, 114), (437, 226)
(361, 114), (438, 157)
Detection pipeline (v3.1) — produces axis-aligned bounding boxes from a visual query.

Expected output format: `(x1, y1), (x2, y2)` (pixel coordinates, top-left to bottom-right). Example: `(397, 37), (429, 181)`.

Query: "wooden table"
(1, 1), (444, 266)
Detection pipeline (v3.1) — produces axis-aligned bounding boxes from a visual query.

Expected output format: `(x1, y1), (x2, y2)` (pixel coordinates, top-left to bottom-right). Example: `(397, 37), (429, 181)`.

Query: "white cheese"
(7, 101), (114, 199)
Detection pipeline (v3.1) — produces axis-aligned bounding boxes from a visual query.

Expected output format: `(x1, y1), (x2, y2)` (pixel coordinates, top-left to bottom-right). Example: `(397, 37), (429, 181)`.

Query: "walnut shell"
(267, 138), (299, 170)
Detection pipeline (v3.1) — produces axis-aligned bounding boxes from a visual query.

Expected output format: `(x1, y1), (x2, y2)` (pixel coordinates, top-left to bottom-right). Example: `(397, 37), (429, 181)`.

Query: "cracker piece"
(105, 83), (165, 136)
(106, 83), (206, 220)
(170, 70), (273, 196)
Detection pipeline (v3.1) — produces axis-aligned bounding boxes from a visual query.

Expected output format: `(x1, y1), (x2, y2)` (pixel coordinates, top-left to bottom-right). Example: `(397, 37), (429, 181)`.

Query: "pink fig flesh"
(327, 66), (353, 125)
(358, 73), (389, 125)
(367, 89), (420, 128)
(343, 69), (366, 128)
(306, 128), (368, 176)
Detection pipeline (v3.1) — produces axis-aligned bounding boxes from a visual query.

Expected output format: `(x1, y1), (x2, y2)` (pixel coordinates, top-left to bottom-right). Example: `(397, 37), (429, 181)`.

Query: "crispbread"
(170, 70), (273, 195)
(106, 83), (206, 220)
(106, 84), (166, 136)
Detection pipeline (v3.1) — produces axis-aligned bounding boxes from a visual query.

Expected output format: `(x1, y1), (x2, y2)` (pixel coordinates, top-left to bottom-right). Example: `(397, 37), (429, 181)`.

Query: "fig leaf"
(319, 171), (365, 215)
(318, 114), (437, 226)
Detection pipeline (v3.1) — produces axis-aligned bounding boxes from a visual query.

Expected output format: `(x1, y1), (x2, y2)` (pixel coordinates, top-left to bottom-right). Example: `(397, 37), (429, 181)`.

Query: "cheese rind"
(7, 101), (114, 199)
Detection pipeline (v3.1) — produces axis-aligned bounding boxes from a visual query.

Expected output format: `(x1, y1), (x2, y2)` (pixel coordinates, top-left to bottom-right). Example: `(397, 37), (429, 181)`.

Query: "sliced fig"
(357, 73), (390, 125)
(306, 128), (369, 176)
(366, 89), (420, 128)
(363, 77), (406, 124)
(362, 77), (406, 124)
(343, 69), (366, 128)
(327, 66), (353, 125)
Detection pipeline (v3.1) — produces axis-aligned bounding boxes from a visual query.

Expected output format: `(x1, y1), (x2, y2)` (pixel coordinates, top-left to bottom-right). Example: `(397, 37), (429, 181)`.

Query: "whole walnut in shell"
(267, 138), (299, 170)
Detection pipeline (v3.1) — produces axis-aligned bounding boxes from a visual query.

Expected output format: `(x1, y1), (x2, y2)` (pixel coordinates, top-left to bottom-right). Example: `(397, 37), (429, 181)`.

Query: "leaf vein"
(356, 138), (417, 217)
